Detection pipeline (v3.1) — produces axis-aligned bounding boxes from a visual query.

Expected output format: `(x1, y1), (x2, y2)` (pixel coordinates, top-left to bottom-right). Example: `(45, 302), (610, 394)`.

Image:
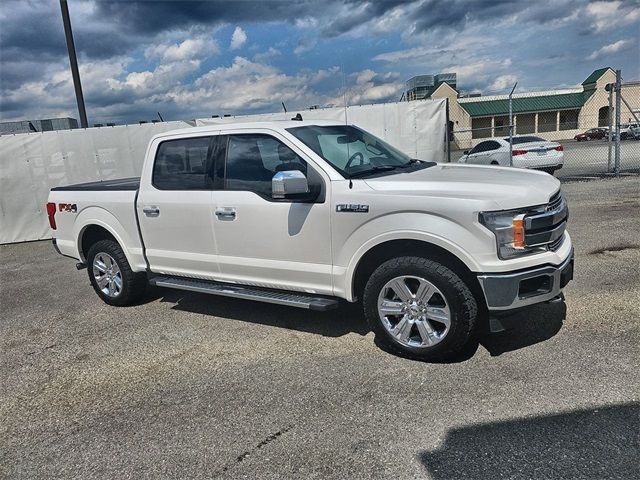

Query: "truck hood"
(364, 163), (560, 210)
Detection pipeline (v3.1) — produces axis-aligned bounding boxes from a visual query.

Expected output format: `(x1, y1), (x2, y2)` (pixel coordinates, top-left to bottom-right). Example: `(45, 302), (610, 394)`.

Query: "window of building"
(225, 134), (321, 199)
(598, 106), (610, 127)
(559, 109), (579, 130)
(471, 117), (492, 139)
(516, 113), (535, 134)
(493, 116), (509, 136)
(538, 111), (557, 133)
(153, 137), (212, 190)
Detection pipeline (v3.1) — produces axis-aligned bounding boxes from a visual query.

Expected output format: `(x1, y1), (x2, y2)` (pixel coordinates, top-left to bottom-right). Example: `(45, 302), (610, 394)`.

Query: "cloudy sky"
(1, 0), (638, 124)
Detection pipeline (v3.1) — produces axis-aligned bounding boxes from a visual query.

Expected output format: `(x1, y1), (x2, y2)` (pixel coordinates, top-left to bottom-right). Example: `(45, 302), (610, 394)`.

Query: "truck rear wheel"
(87, 239), (147, 306)
(362, 256), (478, 361)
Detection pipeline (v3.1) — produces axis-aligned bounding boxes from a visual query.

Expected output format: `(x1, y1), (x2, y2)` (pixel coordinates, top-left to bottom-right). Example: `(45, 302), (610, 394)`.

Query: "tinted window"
(471, 141), (500, 153)
(507, 136), (546, 144)
(225, 134), (319, 198)
(153, 137), (212, 190)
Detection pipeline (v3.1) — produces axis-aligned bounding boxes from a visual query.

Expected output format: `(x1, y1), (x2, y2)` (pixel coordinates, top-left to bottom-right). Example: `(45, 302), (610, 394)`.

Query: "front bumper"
(477, 248), (574, 311)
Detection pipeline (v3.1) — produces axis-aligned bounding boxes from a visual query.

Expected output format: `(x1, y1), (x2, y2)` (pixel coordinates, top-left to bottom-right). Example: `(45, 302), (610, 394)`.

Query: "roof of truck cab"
(155, 120), (346, 139)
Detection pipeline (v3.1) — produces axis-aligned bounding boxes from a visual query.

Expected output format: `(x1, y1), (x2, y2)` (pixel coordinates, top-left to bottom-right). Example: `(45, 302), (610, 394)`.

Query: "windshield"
(287, 125), (422, 178)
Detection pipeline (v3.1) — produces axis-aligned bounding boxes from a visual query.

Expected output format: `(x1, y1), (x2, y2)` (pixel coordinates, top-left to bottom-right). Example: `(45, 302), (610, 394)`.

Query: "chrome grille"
(524, 191), (568, 249)
(547, 191), (563, 212)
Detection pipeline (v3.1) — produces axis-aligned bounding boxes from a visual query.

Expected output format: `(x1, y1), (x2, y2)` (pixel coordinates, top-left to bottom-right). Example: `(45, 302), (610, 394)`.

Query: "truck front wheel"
(362, 256), (478, 361)
(87, 239), (147, 306)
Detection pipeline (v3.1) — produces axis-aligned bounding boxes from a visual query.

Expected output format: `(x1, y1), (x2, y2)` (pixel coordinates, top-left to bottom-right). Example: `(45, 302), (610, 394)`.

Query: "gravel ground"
(1, 177), (639, 479)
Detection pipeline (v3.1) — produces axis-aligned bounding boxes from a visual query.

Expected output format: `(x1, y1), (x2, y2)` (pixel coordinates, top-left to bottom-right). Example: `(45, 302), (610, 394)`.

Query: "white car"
(459, 136), (564, 175)
(620, 123), (640, 140)
(48, 121), (573, 361)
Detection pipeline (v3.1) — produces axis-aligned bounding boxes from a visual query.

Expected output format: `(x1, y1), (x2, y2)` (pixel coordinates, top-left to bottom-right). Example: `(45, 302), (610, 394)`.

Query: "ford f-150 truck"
(48, 121), (573, 360)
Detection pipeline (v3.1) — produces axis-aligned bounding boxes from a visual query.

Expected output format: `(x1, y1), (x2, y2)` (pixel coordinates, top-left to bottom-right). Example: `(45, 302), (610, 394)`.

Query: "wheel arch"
(349, 238), (485, 307)
(79, 224), (118, 261)
(72, 206), (145, 271)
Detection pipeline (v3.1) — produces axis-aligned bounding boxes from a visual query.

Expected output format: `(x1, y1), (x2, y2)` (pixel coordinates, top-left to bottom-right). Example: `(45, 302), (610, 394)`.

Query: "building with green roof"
(419, 67), (639, 148)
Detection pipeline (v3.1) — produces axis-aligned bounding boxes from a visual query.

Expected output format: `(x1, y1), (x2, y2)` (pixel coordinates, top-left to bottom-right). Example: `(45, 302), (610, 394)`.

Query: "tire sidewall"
(87, 240), (139, 306)
(363, 257), (476, 360)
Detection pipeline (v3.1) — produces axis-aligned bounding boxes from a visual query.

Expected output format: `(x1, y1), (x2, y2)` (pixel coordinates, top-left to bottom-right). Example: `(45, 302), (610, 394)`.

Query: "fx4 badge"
(58, 203), (77, 213)
(336, 204), (369, 213)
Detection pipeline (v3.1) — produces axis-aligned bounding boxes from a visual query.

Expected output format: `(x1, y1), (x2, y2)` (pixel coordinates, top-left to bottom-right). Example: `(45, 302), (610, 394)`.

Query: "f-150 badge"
(336, 204), (369, 213)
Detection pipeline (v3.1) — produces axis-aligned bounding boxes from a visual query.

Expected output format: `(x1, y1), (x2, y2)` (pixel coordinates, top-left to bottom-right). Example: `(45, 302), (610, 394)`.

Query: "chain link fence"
(449, 77), (640, 181)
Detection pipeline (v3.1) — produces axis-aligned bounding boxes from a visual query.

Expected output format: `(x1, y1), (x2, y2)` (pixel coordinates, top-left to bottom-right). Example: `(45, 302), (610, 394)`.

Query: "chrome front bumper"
(477, 248), (574, 311)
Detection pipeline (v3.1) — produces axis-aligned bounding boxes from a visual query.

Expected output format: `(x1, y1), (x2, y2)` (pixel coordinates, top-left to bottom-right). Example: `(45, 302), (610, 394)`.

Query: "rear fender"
(73, 207), (145, 271)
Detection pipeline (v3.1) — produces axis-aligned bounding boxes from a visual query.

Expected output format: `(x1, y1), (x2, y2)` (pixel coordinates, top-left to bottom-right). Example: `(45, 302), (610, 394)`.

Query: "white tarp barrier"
(196, 99), (447, 163)
(0, 121), (190, 244)
(0, 99), (446, 244)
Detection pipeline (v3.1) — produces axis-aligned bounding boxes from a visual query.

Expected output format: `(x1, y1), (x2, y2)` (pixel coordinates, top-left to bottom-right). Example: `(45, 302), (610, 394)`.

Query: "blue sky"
(1, 0), (638, 124)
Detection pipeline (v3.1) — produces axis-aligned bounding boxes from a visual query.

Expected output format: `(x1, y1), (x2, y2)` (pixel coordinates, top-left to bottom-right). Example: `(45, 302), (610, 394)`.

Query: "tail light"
(46, 202), (56, 230)
(512, 149), (528, 156)
(555, 145), (564, 151)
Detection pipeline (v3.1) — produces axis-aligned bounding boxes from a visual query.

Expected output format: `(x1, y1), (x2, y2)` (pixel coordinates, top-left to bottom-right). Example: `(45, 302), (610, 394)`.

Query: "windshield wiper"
(348, 165), (398, 178)
(399, 158), (421, 168)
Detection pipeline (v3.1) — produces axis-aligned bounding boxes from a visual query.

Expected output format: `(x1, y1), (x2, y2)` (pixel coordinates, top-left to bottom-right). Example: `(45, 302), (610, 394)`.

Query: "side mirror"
(272, 170), (309, 199)
(463, 150), (469, 155)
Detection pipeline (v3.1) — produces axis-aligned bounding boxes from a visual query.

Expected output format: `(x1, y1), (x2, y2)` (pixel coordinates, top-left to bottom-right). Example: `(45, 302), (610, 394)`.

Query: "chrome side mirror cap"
(272, 170), (309, 199)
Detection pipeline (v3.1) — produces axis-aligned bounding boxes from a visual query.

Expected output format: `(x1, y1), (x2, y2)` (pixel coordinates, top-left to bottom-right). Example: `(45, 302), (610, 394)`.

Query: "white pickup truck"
(48, 121), (573, 360)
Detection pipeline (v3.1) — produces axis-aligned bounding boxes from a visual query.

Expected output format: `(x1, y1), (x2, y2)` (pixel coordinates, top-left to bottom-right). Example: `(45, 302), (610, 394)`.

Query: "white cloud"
(230, 26), (247, 50)
(323, 69), (402, 106)
(253, 47), (282, 62)
(294, 37), (317, 55)
(489, 74), (518, 91)
(585, 1), (640, 33)
(145, 36), (219, 62)
(170, 56), (315, 112)
(587, 39), (634, 60)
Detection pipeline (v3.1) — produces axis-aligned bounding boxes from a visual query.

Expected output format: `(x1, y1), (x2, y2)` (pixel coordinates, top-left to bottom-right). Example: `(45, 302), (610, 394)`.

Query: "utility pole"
(508, 82), (517, 167)
(607, 84), (613, 172)
(60, 0), (88, 128)
(614, 69), (622, 176)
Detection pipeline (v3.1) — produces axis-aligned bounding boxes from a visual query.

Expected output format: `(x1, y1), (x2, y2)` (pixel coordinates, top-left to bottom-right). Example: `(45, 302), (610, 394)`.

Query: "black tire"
(490, 160), (499, 165)
(86, 239), (147, 306)
(362, 256), (478, 361)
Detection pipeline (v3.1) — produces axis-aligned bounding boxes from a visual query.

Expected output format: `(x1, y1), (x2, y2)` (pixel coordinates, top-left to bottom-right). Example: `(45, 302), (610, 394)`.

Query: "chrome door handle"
(142, 206), (160, 217)
(215, 207), (236, 220)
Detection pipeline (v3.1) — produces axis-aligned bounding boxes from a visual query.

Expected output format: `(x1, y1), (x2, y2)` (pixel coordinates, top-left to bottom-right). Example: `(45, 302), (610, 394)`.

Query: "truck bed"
(51, 177), (140, 192)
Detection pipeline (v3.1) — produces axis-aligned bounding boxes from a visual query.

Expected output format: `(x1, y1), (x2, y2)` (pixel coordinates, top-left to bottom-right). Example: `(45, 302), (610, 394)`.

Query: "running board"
(148, 275), (339, 311)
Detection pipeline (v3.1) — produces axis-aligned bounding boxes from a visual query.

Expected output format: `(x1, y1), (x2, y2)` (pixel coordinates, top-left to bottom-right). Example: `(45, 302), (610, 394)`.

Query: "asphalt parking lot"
(1, 177), (639, 479)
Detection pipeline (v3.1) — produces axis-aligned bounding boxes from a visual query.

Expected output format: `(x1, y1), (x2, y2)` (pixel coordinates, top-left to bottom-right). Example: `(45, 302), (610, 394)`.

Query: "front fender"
(334, 212), (487, 301)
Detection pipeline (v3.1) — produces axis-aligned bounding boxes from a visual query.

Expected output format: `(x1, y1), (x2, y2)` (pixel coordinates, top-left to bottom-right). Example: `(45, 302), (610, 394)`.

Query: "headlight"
(479, 209), (546, 259)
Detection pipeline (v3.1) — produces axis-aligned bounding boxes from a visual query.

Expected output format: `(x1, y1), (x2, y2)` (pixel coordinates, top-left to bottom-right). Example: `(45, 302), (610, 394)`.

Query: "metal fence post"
(607, 85), (613, 172)
(508, 82), (517, 167)
(614, 69), (621, 176)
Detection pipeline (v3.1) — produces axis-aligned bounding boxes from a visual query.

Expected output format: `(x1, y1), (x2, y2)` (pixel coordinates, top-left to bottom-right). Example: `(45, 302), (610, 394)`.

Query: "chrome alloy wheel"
(92, 252), (123, 298)
(377, 275), (451, 348)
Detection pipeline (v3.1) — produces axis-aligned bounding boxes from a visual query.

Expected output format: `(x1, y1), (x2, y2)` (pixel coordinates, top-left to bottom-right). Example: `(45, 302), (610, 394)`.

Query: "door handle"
(215, 207), (236, 220)
(142, 206), (160, 217)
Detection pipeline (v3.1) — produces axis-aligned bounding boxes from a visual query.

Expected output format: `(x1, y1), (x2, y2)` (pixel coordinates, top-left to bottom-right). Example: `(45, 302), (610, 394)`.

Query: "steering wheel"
(345, 151), (364, 170)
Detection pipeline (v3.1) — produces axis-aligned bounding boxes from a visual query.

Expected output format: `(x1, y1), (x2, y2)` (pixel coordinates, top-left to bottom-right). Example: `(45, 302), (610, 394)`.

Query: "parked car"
(48, 121), (573, 361)
(574, 128), (607, 141)
(458, 136), (564, 175)
(620, 123), (640, 140)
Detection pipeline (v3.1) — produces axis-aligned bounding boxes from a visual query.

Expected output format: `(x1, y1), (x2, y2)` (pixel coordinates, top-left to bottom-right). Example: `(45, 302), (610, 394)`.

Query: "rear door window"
(153, 137), (213, 190)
